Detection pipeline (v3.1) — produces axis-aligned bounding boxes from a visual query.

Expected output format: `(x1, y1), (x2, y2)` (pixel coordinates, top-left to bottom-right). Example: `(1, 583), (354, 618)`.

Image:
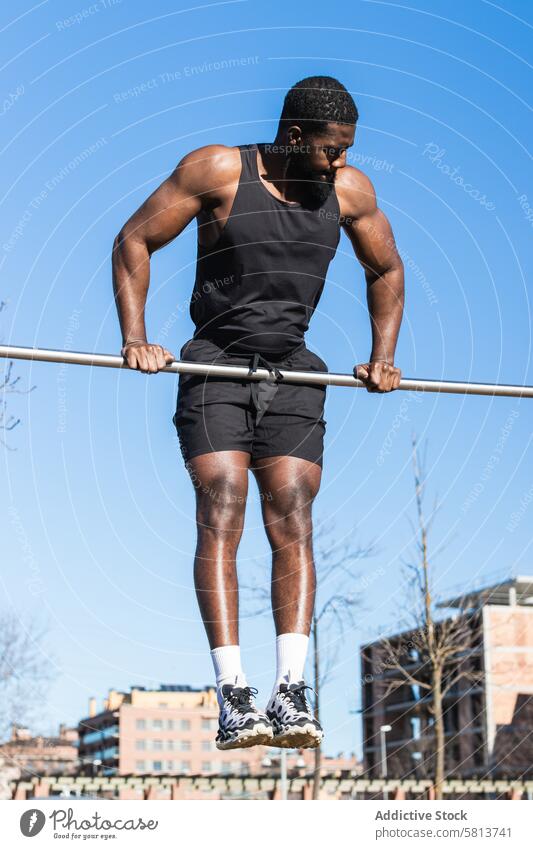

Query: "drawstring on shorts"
(248, 351), (284, 424)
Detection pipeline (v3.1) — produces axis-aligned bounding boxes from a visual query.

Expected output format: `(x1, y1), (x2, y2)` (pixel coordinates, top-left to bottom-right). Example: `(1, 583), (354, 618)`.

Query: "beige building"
(0, 724), (78, 779)
(361, 575), (533, 779)
(78, 684), (357, 778)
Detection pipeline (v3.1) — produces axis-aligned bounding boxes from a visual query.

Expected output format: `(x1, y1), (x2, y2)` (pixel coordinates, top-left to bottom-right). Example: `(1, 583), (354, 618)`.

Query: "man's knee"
(263, 481), (316, 544)
(194, 472), (247, 531)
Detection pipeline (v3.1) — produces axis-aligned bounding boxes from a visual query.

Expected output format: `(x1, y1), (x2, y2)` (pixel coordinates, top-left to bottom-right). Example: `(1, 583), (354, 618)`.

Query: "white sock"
(271, 632), (309, 698)
(210, 645), (247, 707)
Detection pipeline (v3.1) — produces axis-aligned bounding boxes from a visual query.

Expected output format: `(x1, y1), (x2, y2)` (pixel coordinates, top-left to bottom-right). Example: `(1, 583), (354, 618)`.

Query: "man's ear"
(287, 124), (303, 148)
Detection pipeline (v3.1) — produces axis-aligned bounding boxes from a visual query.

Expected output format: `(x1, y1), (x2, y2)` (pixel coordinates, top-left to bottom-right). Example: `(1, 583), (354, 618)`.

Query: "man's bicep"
(118, 154), (206, 253)
(343, 208), (401, 279)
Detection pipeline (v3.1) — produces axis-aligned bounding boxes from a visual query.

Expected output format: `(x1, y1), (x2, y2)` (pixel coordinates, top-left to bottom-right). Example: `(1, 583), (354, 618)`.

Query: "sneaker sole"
(216, 723), (274, 751)
(270, 723), (323, 749)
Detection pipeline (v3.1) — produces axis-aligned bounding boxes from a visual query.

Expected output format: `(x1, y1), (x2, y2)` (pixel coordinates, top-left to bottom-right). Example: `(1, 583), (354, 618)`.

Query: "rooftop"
(360, 574), (533, 648)
(131, 684), (213, 693)
(438, 575), (533, 610)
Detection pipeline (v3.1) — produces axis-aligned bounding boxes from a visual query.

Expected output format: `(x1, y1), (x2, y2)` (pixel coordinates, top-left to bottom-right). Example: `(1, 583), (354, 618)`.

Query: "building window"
(201, 740), (212, 751)
(82, 725), (118, 745)
(152, 740), (163, 751)
(166, 719), (174, 730)
(152, 761), (163, 771)
(135, 719), (146, 730)
(201, 761), (212, 773)
(135, 740), (146, 751)
(180, 761), (191, 773)
(201, 718), (215, 731)
(166, 760), (174, 771)
(180, 719), (191, 731)
(100, 745), (118, 761)
(180, 740), (191, 752)
(152, 719), (163, 730)
(166, 739), (174, 751)
(135, 760), (146, 771)
(221, 761), (232, 774)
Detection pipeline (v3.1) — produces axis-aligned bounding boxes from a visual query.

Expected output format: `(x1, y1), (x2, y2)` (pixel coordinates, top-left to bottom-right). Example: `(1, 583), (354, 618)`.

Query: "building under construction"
(361, 575), (533, 779)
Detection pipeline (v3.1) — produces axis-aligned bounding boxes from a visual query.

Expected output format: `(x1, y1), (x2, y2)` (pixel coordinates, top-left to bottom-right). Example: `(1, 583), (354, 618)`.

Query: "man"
(112, 76), (404, 751)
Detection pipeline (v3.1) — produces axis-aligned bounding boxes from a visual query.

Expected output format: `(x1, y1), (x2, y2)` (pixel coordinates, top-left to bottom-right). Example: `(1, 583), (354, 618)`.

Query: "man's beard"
(284, 152), (336, 209)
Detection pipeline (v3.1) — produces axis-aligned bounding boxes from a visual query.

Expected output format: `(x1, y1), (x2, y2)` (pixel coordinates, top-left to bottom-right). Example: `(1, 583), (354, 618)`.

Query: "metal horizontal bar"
(1, 344), (532, 397)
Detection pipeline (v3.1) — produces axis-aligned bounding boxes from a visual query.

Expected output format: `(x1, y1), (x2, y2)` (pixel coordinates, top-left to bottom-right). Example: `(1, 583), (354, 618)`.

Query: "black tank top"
(189, 143), (341, 355)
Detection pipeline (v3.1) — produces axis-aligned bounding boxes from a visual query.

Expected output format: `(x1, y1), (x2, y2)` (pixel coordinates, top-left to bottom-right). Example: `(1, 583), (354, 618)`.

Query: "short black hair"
(279, 76), (358, 136)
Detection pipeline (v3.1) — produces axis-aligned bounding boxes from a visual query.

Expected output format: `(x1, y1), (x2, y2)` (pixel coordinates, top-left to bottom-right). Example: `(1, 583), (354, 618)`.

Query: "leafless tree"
(377, 432), (483, 799)
(0, 612), (55, 740)
(0, 308), (52, 742)
(244, 518), (376, 799)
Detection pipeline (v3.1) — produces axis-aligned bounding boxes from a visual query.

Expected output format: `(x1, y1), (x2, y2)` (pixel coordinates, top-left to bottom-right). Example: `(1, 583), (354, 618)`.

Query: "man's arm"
(112, 145), (233, 373)
(338, 167), (404, 392)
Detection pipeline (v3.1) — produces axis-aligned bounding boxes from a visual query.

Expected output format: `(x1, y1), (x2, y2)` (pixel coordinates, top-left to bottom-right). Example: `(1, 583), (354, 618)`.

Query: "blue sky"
(1, 0), (532, 758)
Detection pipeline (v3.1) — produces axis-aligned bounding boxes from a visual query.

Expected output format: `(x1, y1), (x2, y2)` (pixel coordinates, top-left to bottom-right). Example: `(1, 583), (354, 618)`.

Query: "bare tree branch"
(0, 612), (55, 740)
(1, 302), (36, 448)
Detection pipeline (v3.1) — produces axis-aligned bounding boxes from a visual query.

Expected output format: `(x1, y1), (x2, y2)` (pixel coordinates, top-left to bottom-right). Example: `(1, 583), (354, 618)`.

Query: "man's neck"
(257, 139), (301, 204)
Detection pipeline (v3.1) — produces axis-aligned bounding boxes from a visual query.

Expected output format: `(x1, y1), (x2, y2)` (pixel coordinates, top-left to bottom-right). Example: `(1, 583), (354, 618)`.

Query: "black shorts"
(172, 337), (327, 467)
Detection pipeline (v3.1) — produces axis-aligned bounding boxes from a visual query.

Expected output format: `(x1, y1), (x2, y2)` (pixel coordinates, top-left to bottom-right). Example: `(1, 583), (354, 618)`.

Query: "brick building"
(78, 684), (356, 778)
(361, 575), (533, 779)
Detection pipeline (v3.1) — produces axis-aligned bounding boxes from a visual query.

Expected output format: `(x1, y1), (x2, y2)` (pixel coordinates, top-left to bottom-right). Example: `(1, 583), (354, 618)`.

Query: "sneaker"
(215, 685), (274, 750)
(266, 680), (323, 748)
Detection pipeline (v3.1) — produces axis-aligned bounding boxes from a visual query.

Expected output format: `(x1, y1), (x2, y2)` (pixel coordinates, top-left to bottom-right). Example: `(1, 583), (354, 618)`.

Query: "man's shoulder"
(176, 144), (242, 191)
(335, 164), (377, 219)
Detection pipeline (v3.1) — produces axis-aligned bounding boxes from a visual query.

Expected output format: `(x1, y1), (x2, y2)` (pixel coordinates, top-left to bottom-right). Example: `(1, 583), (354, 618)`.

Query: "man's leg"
(251, 454), (323, 747)
(252, 454), (320, 638)
(187, 450), (249, 649)
(186, 449), (273, 749)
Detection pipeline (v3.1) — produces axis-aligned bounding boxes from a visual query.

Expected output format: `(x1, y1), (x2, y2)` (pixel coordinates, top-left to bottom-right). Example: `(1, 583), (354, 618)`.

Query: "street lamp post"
(411, 751), (422, 780)
(380, 725), (392, 800)
(262, 751), (288, 800)
(280, 749), (287, 800)
(348, 707), (362, 799)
